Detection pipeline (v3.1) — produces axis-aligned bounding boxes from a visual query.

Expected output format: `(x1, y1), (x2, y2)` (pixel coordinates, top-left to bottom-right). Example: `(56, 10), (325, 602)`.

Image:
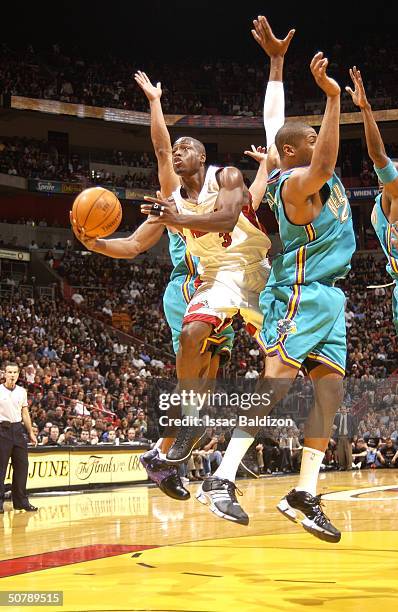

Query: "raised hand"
(244, 145), (267, 164)
(345, 66), (369, 109)
(310, 52), (340, 97)
(251, 15), (295, 57)
(134, 70), (162, 101)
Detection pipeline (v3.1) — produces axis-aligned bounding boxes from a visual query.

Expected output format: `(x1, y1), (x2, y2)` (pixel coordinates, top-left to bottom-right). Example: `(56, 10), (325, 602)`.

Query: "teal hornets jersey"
(371, 194), (398, 281)
(168, 230), (198, 282)
(265, 169), (356, 286)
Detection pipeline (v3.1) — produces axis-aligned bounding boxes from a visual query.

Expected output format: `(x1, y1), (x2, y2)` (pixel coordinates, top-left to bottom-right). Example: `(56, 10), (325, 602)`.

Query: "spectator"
(90, 429), (99, 445)
(124, 428), (137, 444)
(333, 407), (356, 470)
(77, 430), (90, 445)
(58, 427), (77, 446)
(377, 438), (398, 468)
(198, 430), (223, 477)
(43, 425), (60, 446)
(245, 366), (259, 379)
(352, 437), (368, 469)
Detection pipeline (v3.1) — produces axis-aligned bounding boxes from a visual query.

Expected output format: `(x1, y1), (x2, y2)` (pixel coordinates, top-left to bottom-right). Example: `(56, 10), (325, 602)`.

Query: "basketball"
(71, 187), (122, 238)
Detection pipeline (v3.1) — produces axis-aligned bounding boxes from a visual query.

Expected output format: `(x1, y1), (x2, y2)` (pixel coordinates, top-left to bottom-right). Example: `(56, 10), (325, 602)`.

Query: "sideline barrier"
(5, 445), (150, 492)
(12, 95), (398, 128)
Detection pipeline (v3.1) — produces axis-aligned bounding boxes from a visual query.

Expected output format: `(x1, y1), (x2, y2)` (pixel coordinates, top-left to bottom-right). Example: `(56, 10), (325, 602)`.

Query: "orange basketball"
(71, 187), (122, 238)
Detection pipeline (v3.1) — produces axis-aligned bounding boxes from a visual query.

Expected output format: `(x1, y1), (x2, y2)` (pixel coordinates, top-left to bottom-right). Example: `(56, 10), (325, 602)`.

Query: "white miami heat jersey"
(173, 165), (271, 274)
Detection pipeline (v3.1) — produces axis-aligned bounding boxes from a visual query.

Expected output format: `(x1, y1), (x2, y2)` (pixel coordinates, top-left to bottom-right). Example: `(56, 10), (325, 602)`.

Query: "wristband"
(374, 158), (398, 184)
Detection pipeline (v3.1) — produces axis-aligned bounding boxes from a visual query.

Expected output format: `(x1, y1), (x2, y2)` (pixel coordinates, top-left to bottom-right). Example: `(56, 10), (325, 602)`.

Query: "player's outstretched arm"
(142, 167), (246, 233)
(134, 71), (180, 198)
(346, 67), (398, 199)
(251, 15), (295, 61)
(346, 67), (387, 167)
(285, 53), (340, 204)
(245, 145), (268, 210)
(70, 213), (165, 259)
(252, 15), (294, 172)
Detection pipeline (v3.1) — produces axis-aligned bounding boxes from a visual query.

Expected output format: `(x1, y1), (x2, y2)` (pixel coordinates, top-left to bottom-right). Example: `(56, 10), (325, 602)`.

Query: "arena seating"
(1, 37), (397, 116)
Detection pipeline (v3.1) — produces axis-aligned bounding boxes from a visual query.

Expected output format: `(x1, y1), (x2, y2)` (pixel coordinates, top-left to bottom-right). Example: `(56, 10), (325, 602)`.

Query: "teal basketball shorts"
(258, 282), (347, 375)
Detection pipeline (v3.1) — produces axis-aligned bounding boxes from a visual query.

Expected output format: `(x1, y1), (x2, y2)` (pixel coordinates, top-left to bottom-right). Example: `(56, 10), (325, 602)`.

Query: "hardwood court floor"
(0, 470), (398, 611)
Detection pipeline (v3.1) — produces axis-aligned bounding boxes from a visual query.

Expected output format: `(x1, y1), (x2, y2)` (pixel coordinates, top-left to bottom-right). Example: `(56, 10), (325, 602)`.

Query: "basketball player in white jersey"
(141, 21), (294, 525)
(137, 59), (284, 522)
(144, 154), (270, 333)
(141, 148), (270, 522)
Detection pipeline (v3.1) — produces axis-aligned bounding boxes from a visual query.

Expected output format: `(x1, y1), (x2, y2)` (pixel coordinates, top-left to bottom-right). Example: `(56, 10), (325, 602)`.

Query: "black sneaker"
(195, 477), (249, 525)
(277, 488), (341, 543)
(140, 448), (190, 501)
(13, 503), (38, 512)
(166, 425), (206, 464)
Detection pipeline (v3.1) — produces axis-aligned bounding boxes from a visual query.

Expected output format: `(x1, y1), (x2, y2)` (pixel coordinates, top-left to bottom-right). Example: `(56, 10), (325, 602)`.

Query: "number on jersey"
(327, 184), (349, 222)
(219, 232), (232, 248)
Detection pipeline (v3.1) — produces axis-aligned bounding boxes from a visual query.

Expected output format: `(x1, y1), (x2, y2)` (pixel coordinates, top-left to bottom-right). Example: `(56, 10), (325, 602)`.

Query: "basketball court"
(1, 471), (397, 611)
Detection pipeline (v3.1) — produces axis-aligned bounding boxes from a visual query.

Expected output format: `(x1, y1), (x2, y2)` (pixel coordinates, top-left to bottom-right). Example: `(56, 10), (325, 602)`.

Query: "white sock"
(263, 81), (285, 147)
(154, 439), (167, 460)
(296, 447), (325, 497)
(212, 429), (254, 482)
(181, 394), (201, 420)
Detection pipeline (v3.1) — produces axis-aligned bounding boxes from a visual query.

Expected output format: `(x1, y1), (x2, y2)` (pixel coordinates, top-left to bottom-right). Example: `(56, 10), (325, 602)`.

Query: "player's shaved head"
(174, 137), (206, 158)
(275, 121), (315, 158)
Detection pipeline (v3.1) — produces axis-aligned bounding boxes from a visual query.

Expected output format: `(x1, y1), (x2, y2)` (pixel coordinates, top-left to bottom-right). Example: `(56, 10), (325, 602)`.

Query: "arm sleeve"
(263, 81), (285, 147)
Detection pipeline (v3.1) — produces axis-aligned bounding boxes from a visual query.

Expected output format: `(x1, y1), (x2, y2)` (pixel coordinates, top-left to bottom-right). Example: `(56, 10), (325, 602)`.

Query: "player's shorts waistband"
(267, 279), (337, 289)
(200, 259), (270, 275)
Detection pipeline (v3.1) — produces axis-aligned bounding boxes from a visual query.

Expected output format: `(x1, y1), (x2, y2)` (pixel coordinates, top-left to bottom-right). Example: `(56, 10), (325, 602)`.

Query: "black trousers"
(0, 422), (29, 506)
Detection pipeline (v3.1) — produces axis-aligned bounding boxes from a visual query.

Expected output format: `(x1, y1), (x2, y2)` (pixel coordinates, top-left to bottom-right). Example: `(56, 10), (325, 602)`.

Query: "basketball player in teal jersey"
(196, 16), (355, 542)
(346, 66), (398, 331)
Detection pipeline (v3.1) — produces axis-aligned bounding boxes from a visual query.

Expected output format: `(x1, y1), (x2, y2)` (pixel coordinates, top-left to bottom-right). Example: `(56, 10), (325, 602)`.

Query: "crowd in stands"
(341, 255), (398, 377)
(0, 137), (88, 183)
(56, 251), (173, 351)
(56, 250), (398, 380)
(2, 133), (392, 199)
(0, 136), (280, 190)
(0, 244), (397, 477)
(0, 294), (170, 447)
(0, 137), (159, 190)
(1, 36), (397, 116)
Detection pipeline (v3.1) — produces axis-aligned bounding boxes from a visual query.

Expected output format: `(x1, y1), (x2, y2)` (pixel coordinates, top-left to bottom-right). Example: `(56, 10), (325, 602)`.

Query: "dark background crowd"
(0, 135), (386, 198)
(1, 244), (397, 475)
(0, 136), (159, 190)
(1, 32), (397, 116)
(1, 1), (398, 477)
